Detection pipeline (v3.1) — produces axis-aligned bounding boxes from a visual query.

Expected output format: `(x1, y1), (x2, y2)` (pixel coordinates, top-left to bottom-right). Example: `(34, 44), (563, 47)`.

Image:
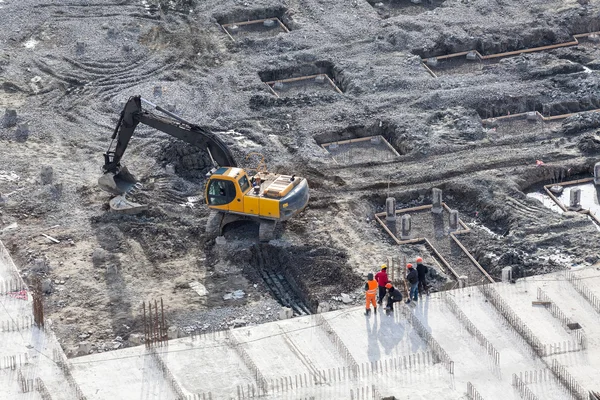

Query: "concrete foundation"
(400, 214), (411, 240)
(568, 188), (582, 211)
(448, 209), (459, 232)
(594, 162), (600, 185)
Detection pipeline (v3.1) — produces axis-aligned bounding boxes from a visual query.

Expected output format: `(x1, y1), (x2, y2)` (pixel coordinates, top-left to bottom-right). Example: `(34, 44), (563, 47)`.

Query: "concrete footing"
(594, 162), (600, 186)
(502, 267), (513, 282)
(449, 210), (459, 232)
(400, 214), (411, 240)
(568, 188), (582, 211)
(432, 188), (443, 214)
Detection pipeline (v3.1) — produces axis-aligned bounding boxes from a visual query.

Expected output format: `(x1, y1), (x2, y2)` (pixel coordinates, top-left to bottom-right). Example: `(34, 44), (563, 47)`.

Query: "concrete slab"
(324, 307), (428, 363)
(70, 347), (178, 400)
(494, 281), (573, 345)
(160, 335), (254, 397)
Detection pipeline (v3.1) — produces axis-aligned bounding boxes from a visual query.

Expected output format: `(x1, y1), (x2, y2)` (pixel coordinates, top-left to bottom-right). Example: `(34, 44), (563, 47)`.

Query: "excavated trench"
(249, 244), (362, 316)
(259, 61), (348, 96)
(367, 0), (445, 18)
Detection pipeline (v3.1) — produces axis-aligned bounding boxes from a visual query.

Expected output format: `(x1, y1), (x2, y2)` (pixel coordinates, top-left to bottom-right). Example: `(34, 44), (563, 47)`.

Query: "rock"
(317, 302), (330, 313)
(113, 342), (122, 350)
(41, 279), (52, 294)
(585, 254), (599, 264)
(549, 185), (563, 195)
(2, 109), (17, 128)
(278, 307), (293, 320)
(78, 333), (89, 339)
(167, 326), (179, 340)
(115, 336), (123, 342)
(224, 289), (245, 300)
(92, 248), (108, 267)
(189, 281), (207, 296)
(15, 123), (29, 142)
(231, 318), (247, 327)
(215, 236), (226, 245)
(40, 166), (53, 185)
(77, 341), (91, 355)
(340, 293), (353, 304)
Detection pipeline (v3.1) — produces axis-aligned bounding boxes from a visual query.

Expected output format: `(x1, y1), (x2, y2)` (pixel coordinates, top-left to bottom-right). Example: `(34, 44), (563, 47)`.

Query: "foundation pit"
(368, 0), (444, 17)
(220, 18), (289, 41)
(320, 135), (400, 164)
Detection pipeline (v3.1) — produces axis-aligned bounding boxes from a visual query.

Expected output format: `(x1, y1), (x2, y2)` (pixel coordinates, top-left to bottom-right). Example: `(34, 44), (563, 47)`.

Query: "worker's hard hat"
(381, 264), (387, 269)
(416, 257), (423, 263)
(385, 283), (392, 289)
(406, 263), (413, 269)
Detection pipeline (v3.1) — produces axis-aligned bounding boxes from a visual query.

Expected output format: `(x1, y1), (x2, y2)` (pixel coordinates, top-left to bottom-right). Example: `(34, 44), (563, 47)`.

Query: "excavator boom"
(99, 96), (236, 195)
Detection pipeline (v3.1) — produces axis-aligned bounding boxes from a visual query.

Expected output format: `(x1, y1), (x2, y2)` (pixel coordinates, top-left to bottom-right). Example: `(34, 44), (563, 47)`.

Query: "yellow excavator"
(98, 96), (309, 241)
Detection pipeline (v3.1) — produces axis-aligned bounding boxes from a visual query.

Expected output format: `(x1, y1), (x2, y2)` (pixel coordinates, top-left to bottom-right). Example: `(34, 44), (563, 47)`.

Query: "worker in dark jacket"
(374, 264), (389, 305)
(364, 272), (378, 315)
(384, 283), (402, 312)
(406, 263), (418, 303)
(416, 257), (429, 296)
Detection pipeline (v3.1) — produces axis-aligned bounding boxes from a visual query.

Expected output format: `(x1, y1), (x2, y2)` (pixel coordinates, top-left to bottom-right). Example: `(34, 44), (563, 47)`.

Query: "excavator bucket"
(98, 166), (138, 195)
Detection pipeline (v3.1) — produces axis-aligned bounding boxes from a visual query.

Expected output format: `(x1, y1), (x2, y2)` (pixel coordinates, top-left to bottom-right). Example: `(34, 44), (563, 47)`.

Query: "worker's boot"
(364, 308), (371, 316)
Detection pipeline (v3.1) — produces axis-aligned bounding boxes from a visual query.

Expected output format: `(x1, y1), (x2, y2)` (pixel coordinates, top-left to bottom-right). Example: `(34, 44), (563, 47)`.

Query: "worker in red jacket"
(375, 264), (389, 305)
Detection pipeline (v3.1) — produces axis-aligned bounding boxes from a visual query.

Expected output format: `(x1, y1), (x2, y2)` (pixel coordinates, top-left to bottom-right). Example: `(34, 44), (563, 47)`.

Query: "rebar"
(226, 331), (269, 394)
(36, 377), (53, 400)
(143, 298), (168, 347)
(512, 373), (540, 400)
(537, 287), (586, 350)
(401, 307), (454, 374)
(148, 347), (186, 399)
(565, 271), (600, 315)
(442, 293), (500, 364)
(479, 284), (546, 356)
(314, 314), (360, 376)
(549, 359), (588, 400)
(466, 382), (485, 400)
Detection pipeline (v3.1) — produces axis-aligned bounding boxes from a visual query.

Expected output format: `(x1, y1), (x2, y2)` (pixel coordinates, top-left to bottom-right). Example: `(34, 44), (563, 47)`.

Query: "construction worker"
(375, 264), (389, 305)
(406, 263), (418, 303)
(385, 283), (403, 312)
(364, 272), (378, 315)
(416, 257), (429, 296)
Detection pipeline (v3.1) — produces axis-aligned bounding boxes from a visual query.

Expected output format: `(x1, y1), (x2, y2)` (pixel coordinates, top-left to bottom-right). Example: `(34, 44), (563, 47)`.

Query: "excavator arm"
(99, 95), (237, 195)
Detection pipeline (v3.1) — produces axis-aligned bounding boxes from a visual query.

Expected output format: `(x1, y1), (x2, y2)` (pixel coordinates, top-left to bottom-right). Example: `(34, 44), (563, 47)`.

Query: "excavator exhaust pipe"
(98, 166), (138, 195)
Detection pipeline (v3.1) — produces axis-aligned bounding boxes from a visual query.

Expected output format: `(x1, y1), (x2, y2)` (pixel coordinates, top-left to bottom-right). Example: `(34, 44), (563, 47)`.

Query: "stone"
(41, 279), (52, 294)
(39, 166), (53, 185)
(317, 302), (330, 313)
(167, 326), (179, 340)
(231, 318), (247, 327)
(263, 19), (276, 28)
(2, 109), (17, 128)
(165, 163), (175, 174)
(215, 236), (226, 245)
(549, 185), (563, 195)
(278, 307), (293, 320)
(15, 123), (29, 142)
(594, 162), (600, 186)
(314, 75), (326, 84)
(273, 82), (284, 91)
(340, 293), (352, 304)
(77, 341), (91, 355)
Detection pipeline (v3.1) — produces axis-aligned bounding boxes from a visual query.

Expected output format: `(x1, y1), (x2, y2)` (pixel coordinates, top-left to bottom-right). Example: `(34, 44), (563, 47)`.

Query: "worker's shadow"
(378, 311), (404, 357)
(365, 314), (381, 363)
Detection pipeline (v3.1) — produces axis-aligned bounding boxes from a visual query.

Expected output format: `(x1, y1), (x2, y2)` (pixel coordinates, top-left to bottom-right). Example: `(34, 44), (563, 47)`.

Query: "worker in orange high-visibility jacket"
(364, 272), (378, 315)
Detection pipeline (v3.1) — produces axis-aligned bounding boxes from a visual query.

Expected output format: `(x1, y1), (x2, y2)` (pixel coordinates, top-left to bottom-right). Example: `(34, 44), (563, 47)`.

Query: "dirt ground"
(1, 0), (600, 355)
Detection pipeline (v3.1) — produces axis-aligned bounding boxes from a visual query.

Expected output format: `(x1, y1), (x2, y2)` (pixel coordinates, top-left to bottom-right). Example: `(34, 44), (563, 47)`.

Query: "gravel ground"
(1, 0), (600, 355)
